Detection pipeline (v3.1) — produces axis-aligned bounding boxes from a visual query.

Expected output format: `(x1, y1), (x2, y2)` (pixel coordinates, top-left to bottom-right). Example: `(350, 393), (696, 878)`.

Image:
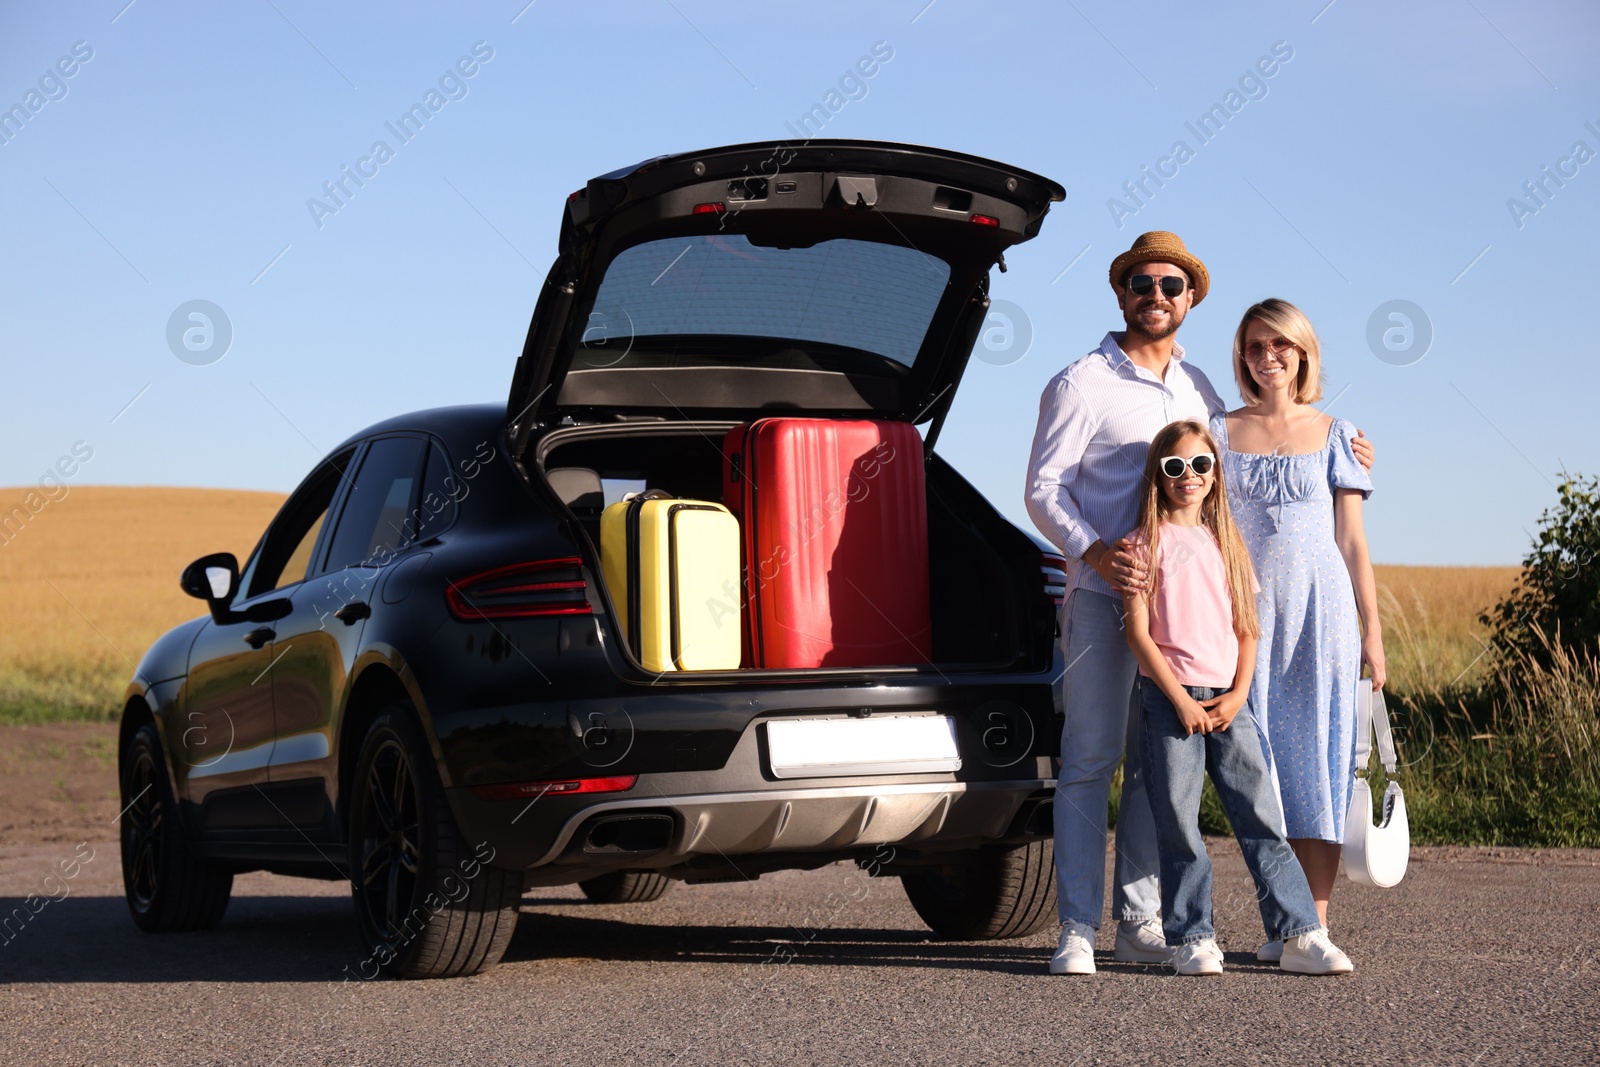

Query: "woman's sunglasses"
(1243, 337), (1299, 360)
(1127, 274), (1189, 298)
(1159, 453), (1215, 479)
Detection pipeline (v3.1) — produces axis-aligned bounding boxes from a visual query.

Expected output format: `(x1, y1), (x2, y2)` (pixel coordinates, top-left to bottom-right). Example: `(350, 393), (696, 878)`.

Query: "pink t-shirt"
(1132, 524), (1258, 689)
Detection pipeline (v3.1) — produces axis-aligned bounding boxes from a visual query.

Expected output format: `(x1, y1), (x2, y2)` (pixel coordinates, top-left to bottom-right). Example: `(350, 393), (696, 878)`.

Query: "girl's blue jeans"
(1138, 678), (1324, 947)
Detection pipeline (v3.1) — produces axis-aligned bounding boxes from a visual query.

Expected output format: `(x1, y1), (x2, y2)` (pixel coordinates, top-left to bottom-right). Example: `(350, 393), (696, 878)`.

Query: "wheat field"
(0, 485), (1523, 721)
(0, 486), (286, 721)
(1373, 565), (1522, 691)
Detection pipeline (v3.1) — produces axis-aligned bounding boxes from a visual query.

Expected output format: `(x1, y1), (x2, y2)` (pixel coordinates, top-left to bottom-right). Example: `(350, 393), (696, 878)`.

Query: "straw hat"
(1108, 231), (1210, 305)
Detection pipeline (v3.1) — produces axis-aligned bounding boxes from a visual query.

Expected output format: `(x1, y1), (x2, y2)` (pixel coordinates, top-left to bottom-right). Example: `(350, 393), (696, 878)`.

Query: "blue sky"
(2, 0), (1596, 565)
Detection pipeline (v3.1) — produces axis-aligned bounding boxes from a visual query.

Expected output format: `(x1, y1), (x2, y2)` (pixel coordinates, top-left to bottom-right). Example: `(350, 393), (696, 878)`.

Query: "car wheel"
(348, 704), (522, 979)
(578, 871), (672, 904)
(900, 839), (1056, 940)
(120, 721), (233, 932)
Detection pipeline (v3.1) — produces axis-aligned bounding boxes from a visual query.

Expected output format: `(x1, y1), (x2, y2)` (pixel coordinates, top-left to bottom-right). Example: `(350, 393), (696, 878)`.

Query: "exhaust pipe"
(581, 813), (673, 855)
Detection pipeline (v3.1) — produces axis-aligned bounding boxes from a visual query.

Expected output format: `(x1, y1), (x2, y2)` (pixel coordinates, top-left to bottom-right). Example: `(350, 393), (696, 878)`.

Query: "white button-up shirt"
(1025, 332), (1226, 597)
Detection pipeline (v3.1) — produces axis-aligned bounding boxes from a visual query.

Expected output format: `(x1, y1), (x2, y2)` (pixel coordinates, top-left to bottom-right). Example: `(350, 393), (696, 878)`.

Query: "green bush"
(1483, 472), (1600, 666)
(1390, 472), (1600, 846)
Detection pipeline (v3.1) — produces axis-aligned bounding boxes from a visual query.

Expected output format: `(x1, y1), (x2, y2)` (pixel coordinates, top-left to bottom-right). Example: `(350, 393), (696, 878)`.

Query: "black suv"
(119, 141), (1070, 977)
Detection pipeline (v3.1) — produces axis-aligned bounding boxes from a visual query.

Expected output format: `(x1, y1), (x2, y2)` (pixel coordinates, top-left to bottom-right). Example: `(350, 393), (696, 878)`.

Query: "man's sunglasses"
(1127, 274), (1190, 298)
(1159, 453), (1215, 479)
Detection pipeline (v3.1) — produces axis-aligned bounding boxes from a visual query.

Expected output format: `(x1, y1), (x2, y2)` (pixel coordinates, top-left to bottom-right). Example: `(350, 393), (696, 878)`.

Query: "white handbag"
(1343, 681), (1409, 887)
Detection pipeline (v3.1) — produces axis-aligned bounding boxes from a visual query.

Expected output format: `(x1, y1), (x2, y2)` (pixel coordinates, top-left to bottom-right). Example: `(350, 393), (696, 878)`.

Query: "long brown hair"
(1133, 420), (1260, 638)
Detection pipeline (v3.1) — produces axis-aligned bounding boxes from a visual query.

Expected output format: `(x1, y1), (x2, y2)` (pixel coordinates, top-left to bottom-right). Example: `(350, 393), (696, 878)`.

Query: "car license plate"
(765, 715), (961, 779)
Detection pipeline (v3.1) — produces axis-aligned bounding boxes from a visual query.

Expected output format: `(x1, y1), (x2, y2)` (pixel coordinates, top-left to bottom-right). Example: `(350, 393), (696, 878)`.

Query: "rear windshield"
(585, 235), (950, 367)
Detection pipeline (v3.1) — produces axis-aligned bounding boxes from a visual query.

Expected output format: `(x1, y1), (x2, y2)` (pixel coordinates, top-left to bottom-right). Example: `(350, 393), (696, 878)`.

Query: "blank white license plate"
(766, 715), (962, 779)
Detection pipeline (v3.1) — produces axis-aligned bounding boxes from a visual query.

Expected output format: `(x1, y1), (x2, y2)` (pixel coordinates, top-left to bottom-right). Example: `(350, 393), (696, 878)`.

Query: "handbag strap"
(1354, 681), (1399, 776)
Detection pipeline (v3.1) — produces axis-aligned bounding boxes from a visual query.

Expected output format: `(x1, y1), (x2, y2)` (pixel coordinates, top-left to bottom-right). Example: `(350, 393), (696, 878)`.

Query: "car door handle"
(244, 626), (275, 649)
(334, 602), (371, 624)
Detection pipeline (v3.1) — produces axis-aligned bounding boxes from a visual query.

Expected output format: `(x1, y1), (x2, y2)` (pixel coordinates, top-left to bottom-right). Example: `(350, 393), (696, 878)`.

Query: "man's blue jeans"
(1053, 589), (1162, 927)
(1138, 678), (1323, 946)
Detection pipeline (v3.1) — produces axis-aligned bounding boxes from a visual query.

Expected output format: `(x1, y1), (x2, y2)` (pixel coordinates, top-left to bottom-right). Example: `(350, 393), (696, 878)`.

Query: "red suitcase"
(722, 418), (931, 668)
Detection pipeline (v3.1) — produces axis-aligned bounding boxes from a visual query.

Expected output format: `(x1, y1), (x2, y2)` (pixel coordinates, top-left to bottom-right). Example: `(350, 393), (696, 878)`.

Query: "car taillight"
(970, 213), (999, 227)
(692, 202), (726, 215)
(1040, 551), (1067, 606)
(472, 775), (637, 801)
(446, 558), (592, 619)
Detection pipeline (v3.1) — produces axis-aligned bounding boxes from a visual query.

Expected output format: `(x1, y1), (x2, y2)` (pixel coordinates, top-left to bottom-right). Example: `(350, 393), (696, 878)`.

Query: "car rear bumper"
(549, 776), (1052, 861)
(451, 774), (1055, 875)
(437, 672), (1064, 877)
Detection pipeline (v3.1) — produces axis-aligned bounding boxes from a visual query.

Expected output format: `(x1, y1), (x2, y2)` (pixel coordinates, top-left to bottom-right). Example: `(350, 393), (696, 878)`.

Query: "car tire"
(900, 839), (1056, 940)
(120, 721), (234, 932)
(578, 871), (672, 904)
(347, 704), (523, 979)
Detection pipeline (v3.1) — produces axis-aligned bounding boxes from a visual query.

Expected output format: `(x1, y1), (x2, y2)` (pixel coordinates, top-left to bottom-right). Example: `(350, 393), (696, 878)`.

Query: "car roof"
(331, 404), (503, 455)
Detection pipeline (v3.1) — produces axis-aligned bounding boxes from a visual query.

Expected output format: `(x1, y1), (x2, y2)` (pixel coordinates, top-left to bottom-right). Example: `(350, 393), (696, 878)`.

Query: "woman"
(1208, 298), (1383, 958)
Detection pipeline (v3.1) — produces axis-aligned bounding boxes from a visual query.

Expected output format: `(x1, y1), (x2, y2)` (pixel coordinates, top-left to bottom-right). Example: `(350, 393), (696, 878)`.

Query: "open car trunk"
(505, 142), (1066, 678)
(506, 141), (1066, 450)
(534, 423), (1056, 675)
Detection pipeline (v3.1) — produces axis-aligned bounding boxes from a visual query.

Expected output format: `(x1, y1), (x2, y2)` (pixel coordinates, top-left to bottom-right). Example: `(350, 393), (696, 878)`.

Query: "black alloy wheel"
(120, 721), (233, 932)
(123, 739), (163, 911)
(347, 704), (523, 979)
(352, 732), (422, 946)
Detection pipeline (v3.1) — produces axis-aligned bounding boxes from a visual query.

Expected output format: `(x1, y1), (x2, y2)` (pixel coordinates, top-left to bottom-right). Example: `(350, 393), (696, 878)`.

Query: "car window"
(586, 235), (950, 367)
(602, 478), (647, 507)
(321, 437), (426, 573)
(276, 510), (328, 590)
(243, 451), (354, 598)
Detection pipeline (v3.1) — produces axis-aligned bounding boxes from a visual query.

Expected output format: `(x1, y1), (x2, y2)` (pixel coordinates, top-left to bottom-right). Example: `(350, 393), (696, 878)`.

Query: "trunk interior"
(534, 423), (1053, 674)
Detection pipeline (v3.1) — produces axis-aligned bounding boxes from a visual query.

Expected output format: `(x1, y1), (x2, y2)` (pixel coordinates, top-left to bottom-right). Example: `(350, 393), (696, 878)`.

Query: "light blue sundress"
(1210, 412), (1373, 842)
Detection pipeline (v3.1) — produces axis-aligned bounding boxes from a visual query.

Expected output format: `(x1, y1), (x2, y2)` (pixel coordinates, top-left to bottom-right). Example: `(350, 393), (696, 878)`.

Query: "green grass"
(1383, 637), (1600, 847)
(0, 664), (126, 725)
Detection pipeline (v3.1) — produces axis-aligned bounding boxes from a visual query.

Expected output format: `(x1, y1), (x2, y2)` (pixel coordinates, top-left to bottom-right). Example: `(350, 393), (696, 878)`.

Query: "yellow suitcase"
(599, 494), (741, 672)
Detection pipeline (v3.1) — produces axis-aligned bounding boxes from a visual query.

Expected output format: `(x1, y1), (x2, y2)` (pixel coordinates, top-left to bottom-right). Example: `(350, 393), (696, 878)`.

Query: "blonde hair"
(1232, 297), (1323, 405)
(1133, 420), (1260, 638)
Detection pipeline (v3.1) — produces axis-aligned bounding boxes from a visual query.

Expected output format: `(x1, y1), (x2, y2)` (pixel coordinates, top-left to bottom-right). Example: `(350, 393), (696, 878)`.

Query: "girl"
(1121, 420), (1351, 975)
(1210, 298), (1380, 957)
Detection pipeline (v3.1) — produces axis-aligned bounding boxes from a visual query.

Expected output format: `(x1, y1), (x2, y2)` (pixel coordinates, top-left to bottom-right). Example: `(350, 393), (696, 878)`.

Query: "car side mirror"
(181, 552), (239, 621)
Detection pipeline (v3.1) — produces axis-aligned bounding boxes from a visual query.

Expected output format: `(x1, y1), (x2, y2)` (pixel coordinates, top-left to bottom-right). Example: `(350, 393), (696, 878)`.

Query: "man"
(1025, 231), (1372, 975)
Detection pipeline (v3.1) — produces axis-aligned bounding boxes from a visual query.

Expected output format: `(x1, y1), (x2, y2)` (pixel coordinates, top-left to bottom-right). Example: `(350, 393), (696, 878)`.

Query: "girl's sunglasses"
(1159, 453), (1215, 479)
(1127, 274), (1189, 298)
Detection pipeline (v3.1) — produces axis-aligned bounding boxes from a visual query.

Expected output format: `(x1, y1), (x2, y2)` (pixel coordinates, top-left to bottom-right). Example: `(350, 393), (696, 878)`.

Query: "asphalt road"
(1, 839), (1596, 1067)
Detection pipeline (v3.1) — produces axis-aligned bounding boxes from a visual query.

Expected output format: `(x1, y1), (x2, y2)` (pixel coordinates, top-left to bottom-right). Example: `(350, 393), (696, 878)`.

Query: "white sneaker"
(1256, 939), (1283, 962)
(1113, 919), (1177, 964)
(1049, 920), (1097, 975)
(1173, 939), (1223, 975)
(1280, 928), (1353, 975)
